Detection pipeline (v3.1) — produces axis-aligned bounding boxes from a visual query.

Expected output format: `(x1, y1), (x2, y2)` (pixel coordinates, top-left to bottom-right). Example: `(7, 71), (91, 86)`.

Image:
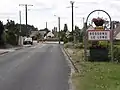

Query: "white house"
(46, 32), (54, 38)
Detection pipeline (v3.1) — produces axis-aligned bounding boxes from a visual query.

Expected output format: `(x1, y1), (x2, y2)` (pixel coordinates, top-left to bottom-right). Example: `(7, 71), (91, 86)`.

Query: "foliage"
(67, 31), (73, 42)
(58, 24), (70, 43)
(64, 42), (74, 48)
(3, 19), (38, 45)
(89, 41), (110, 61)
(74, 43), (84, 49)
(60, 30), (68, 43)
(66, 48), (120, 90)
(15, 24), (38, 36)
(5, 20), (19, 45)
(0, 21), (5, 46)
(36, 33), (42, 40)
(52, 27), (57, 37)
(63, 24), (68, 32)
(74, 25), (83, 42)
(0, 21), (4, 37)
(113, 45), (120, 62)
(92, 17), (105, 26)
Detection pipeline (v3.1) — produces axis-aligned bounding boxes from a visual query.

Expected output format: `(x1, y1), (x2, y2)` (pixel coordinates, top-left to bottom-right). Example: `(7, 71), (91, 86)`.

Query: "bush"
(74, 43), (83, 49)
(6, 32), (18, 45)
(113, 46), (120, 62)
(64, 42), (74, 48)
(89, 48), (109, 62)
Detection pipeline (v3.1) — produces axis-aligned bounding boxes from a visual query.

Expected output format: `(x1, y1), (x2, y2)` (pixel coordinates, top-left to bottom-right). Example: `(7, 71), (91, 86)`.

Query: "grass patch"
(66, 48), (120, 90)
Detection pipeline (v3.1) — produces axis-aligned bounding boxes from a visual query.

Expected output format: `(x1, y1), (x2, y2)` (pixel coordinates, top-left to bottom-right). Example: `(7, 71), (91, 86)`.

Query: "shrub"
(74, 43), (83, 49)
(113, 46), (120, 62)
(6, 32), (18, 45)
(64, 42), (74, 48)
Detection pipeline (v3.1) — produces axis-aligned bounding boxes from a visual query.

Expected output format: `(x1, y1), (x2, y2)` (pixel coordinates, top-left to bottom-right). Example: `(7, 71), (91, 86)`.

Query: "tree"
(15, 24), (38, 36)
(74, 25), (83, 42)
(0, 21), (5, 47)
(52, 27), (57, 37)
(5, 20), (19, 45)
(63, 24), (68, 32)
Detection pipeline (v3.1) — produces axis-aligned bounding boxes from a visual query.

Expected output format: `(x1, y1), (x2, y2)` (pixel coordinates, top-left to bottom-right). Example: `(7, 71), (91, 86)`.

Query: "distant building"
(45, 32), (54, 39)
(39, 28), (50, 39)
(113, 21), (120, 40)
(30, 31), (39, 37)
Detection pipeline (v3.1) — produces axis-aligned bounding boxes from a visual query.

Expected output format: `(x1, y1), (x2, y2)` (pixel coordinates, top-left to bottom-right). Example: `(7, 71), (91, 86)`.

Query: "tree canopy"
(0, 21), (4, 47)
(63, 24), (68, 32)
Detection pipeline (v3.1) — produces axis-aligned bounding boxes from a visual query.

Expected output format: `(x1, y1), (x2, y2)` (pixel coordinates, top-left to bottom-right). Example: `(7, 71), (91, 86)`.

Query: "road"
(0, 43), (70, 90)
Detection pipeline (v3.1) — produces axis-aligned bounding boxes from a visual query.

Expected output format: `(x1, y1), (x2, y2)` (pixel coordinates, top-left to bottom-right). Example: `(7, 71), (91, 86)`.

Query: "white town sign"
(88, 30), (110, 41)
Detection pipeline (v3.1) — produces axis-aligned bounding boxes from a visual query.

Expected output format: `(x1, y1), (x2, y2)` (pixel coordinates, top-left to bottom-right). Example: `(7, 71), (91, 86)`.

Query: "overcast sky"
(0, 0), (120, 31)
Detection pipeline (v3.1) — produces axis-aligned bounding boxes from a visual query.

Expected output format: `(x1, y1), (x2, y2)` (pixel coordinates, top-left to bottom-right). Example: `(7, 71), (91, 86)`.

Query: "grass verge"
(65, 48), (120, 90)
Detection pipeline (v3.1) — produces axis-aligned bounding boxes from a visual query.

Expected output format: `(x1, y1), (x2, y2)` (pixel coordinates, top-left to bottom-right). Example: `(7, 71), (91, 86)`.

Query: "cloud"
(0, 0), (120, 30)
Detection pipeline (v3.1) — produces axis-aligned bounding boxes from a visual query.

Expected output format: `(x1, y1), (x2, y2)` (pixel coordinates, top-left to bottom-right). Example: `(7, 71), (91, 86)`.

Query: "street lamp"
(54, 15), (61, 44)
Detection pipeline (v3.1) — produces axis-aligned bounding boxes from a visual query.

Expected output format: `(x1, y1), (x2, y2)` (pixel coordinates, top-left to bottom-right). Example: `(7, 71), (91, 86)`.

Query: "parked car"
(23, 37), (33, 45)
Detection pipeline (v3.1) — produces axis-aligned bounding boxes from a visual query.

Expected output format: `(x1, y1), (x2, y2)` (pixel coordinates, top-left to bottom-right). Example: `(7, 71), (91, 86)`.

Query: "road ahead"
(0, 43), (70, 90)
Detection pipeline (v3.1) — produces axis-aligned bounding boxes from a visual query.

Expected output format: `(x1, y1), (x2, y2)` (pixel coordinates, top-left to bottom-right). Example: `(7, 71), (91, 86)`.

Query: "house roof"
(46, 32), (54, 37)
(39, 28), (50, 31)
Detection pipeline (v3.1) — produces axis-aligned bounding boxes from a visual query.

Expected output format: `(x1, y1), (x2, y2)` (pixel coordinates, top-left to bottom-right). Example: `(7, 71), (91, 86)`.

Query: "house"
(113, 21), (120, 40)
(39, 28), (50, 39)
(114, 24), (120, 40)
(30, 31), (39, 37)
(45, 32), (54, 38)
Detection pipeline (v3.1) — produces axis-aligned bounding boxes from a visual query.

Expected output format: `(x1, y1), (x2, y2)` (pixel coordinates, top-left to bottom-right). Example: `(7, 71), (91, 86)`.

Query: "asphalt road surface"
(0, 43), (70, 90)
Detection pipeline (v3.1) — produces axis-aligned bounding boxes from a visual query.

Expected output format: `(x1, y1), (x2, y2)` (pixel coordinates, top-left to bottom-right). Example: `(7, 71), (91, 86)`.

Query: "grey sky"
(0, 0), (120, 31)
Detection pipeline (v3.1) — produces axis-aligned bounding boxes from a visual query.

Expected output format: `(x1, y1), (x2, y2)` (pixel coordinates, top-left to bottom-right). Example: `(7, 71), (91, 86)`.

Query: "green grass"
(66, 48), (120, 90)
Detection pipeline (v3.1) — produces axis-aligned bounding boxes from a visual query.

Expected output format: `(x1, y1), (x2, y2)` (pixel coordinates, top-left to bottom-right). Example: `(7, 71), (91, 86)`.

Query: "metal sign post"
(110, 22), (114, 62)
(83, 23), (88, 61)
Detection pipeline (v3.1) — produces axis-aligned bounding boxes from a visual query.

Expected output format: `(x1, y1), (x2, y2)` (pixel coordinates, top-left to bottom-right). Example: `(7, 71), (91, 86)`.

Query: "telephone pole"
(69, 1), (78, 43)
(58, 17), (60, 44)
(19, 10), (22, 45)
(19, 4), (33, 36)
(70, 1), (74, 42)
(54, 15), (61, 44)
(46, 22), (48, 28)
(19, 11), (22, 33)
(25, 4), (27, 35)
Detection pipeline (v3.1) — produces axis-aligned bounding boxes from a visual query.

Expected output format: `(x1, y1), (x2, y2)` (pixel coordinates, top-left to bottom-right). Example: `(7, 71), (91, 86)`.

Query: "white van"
(23, 37), (33, 45)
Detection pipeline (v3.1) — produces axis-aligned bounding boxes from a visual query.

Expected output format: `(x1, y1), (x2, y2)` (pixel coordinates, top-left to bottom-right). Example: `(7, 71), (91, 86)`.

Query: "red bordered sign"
(87, 30), (111, 41)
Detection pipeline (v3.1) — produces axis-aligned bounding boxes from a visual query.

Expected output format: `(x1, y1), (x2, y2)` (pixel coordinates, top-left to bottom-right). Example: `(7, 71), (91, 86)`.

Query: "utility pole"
(70, 1), (74, 42)
(25, 4), (28, 36)
(46, 22), (47, 28)
(19, 11), (22, 33)
(54, 15), (61, 44)
(58, 17), (60, 44)
(19, 4), (33, 36)
(19, 10), (22, 45)
(69, 1), (77, 44)
(83, 17), (85, 27)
